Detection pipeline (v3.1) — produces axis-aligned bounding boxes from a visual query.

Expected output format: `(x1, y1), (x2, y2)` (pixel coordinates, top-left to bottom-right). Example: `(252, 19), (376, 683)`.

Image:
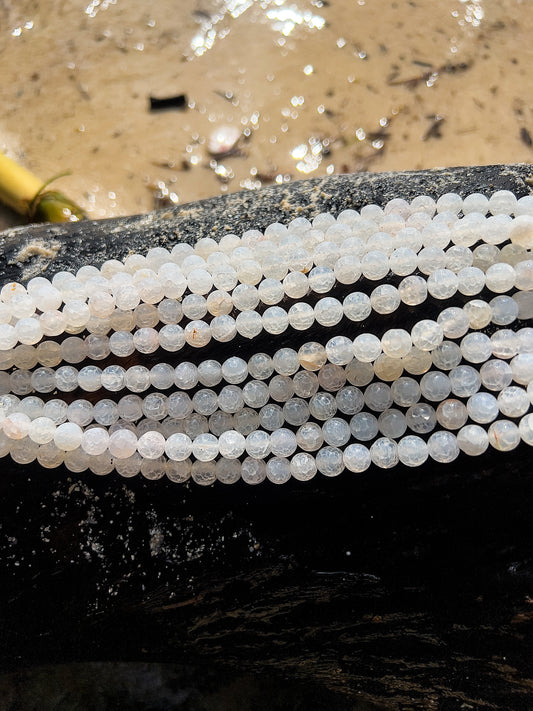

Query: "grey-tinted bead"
(406, 403), (437, 434)
(350, 411), (379, 441)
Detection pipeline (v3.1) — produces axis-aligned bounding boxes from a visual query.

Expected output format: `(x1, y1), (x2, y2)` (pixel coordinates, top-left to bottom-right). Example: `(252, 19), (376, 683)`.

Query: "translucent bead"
(240, 457), (266, 485)
(15, 317), (42, 345)
(283, 271), (308, 299)
(43, 399), (68, 424)
(370, 284), (401, 315)
(322, 417), (351, 446)
(389, 247), (417, 276)
(352, 334), (381, 363)
(158, 298), (183, 324)
(28, 417), (56, 445)
(436, 399), (468, 429)
(378, 409), (407, 438)
(398, 276), (427, 306)
(308, 266), (335, 294)
(509, 215), (533, 249)
(427, 430), (459, 463)
(190, 461), (217, 486)
(462, 193), (488, 214)
(364, 382), (393, 411)
(235, 310), (263, 338)
(460, 333), (492, 363)
(61, 336), (87, 364)
(165, 433), (193, 461)
(457, 267), (485, 296)
(406, 403), (437, 434)
(81, 428), (110, 456)
(463, 300), (492, 329)
(184, 320), (211, 347)
(125, 365), (150, 393)
(54, 422), (83, 451)
(134, 303), (158, 328)
(488, 190), (517, 215)
(370, 437), (399, 468)
(401, 347), (432, 376)
(35, 341), (61, 368)
(265, 457), (291, 484)
(270, 428), (297, 457)
(519, 414), (533, 445)
(290, 452), (318, 481)
(216, 458), (241, 484)
(316, 446), (344, 477)
(174, 362), (198, 390)
(342, 443), (371, 473)
(343, 292), (372, 321)
(418, 246), (447, 275)
(497, 386), (530, 417)
(483, 215), (512, 245)
(361, 250), (389, 280)
(67, 399), (93, 426)
(309, 392), (337, 420)
(269, 375), (295, 402)
(466, 392), (499, 424)
(472, 243), (500, 271)
(195, 360), (221, 388)
(449, 364), (481, 397)
(390, 377), (420, 407)
(296, 422), (324, 451)
(298, 342), (327, 371)
(314, 298), (343, 327)
(293, 370), (319, 398)
(4, 412), (31, 440)
(232, 284), (259, 311)
(262, 306), (289, 334)
(325, 336), (354, 366)
(490, 330), (519, 359)
(350, 411), (379, 441)
(485, 263), (515, 293)
(489, 295), (519, 326)
(13, 344), (38, 370)
(456, 424), (489, 456)
(436, 192), (462, 214)
(243, 354), (271, 382)
(480, 359), (513, 391)
(432, 341), (462, 370)
(63, 301), (90, 328)
(318, 363), (346, 391)
(283, 398), (310, 426)
(334, 255), (362, 284)
(271, 348), (299, 376)
(437, 307), (470, 339)
(488, 420), (520, 451)
(427, 269), (458, 299)
(182, 294), (207, 320)
(398, 435), (428, 467)
(93, 399), (119, 426)
(411, 320), (443, 351)
(191, 433), (219, 461)
(31, 367), (57, 393)
(446, 245), (474, 272)
(218, 385), (244, 414)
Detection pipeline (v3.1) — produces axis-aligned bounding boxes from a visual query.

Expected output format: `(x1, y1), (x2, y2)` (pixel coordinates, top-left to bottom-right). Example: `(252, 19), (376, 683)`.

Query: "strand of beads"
(0, 190), (531, 354)
(0, 191), (531, 484)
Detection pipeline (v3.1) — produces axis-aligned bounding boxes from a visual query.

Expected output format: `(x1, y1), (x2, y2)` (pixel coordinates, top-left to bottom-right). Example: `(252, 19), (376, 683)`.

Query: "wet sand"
(0, 0), (532, 226)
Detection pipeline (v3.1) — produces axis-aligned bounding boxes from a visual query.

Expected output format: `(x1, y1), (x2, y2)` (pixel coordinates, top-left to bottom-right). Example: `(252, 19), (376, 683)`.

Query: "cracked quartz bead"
(427, 431), (459, 463)
(397, 435), (428, 467)
(350, 412), (378, 441)
(342, 443), (371, 473)
(370, 437), (399, 469)
(406, 403), (437, 434)
(265, 457), (291, 484)
(488, 420), (520, 451)
(466, 392), (499, 424)
(497, 386), (530, 417)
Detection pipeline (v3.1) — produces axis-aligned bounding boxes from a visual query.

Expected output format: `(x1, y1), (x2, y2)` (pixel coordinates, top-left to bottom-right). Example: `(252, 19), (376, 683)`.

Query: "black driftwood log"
(1, 166), (532, 710)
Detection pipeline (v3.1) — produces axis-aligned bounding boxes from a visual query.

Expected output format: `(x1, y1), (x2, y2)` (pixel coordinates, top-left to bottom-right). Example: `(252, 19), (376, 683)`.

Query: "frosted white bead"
(370, 285), (400, 314)
(488, 420), (520, 451)
(397, 435), (428, 467)
(398, 276), (427, 306)
(519, 414), (533, 445)
(411, 320), (443, 351)
(342, 443), (371, 473)
(343, 292), (371, 321)
(54, 422), (83, 451)
(370, 437), (399, 468)
(485, 263), (515, 293)
(262, 306), (289, 334)
(427, 430), (459, 463)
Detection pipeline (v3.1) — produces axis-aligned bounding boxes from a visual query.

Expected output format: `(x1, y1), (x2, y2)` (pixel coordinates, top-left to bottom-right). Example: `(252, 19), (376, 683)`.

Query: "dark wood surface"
(1, 165), (532, 710)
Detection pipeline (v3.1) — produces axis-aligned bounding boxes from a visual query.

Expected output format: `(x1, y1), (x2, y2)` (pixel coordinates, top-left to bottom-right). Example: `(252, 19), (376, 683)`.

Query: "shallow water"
(0, 0), (532, 226)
